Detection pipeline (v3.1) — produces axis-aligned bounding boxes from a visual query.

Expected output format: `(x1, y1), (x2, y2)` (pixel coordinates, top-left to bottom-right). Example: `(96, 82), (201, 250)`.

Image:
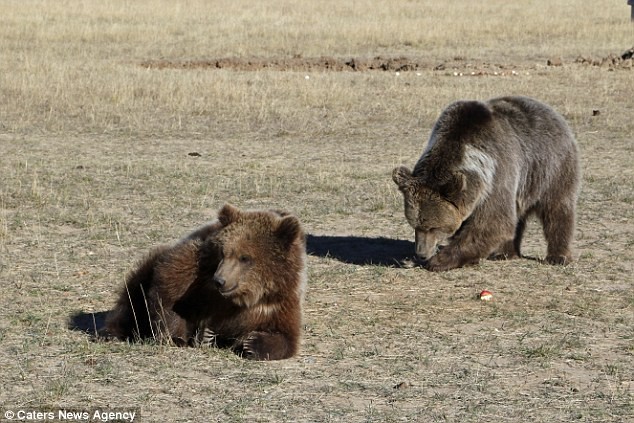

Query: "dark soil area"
(139, 49), (633, 73)
(139, 56), (519, 73)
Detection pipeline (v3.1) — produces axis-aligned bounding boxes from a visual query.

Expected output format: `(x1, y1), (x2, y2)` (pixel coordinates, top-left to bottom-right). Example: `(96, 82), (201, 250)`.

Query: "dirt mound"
(139, 50), (633, 73)
(138, 56), (527, 76)
(140, 56), (435, 72)
(574, 47), (634, 69)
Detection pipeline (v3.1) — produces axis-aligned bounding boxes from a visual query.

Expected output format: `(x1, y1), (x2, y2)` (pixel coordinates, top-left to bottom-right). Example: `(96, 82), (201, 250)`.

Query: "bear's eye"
(238, 254), (252, 264)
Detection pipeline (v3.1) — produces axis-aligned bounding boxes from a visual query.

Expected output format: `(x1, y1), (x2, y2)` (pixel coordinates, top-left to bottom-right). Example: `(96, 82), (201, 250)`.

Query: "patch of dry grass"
(1, 0), (633, 422)
(1, 0), (632, 136)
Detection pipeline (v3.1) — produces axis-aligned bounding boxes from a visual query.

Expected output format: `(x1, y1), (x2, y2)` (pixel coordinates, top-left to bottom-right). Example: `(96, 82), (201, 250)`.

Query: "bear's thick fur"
(104, 204), (307, 360)
(392, 96), (580, 271)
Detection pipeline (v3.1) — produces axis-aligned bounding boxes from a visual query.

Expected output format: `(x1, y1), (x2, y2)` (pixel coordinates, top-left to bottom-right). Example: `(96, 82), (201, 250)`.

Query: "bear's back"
(418, 96), (577, 178)
(487, 96), (576, 149)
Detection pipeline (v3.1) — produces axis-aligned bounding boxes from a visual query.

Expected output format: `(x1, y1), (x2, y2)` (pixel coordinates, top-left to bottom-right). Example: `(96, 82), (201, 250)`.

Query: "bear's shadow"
(306, 234), (414, 266)
(68, 310), (108, 338)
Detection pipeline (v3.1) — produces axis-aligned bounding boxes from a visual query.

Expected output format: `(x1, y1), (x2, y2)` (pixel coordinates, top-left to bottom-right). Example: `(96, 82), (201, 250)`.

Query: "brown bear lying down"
(104, 204), (307, 360)
(393, 96), (580, 271)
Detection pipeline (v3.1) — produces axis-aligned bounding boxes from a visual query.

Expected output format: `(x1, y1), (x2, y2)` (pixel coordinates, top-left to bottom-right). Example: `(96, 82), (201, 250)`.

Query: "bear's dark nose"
(213, 276), (225, 288)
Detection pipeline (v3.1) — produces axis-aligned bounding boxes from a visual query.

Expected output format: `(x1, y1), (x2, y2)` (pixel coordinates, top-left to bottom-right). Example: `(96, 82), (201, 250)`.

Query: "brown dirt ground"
(140, 49), (634, 73)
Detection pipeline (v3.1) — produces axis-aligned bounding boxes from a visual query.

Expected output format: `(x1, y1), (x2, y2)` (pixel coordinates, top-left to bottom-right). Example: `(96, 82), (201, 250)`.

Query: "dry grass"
(1, 0), (633, 422)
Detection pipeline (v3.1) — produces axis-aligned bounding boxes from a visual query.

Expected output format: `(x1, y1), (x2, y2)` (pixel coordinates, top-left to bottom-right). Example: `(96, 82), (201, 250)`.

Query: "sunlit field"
(1, 1), (632, 421)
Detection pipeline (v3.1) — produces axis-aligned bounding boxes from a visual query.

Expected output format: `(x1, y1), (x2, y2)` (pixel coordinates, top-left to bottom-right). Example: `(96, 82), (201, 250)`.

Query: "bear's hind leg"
(104, 246), (170, 340)
(157, 310), (191, 346)
(538, 201), (575, 265)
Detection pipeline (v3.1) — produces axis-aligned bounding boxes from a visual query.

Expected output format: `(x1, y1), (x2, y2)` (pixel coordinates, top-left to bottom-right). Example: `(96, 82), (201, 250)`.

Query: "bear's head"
(392, 166), (466, 260)
(212, 204), (306, 308)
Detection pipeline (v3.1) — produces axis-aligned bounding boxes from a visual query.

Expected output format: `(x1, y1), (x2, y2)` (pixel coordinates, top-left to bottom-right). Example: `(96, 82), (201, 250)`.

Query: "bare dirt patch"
(140, 49), (634, 74)
(574, 46), (634, 69)
(141, 55), (438, 72)
(139, 55), (532, 75)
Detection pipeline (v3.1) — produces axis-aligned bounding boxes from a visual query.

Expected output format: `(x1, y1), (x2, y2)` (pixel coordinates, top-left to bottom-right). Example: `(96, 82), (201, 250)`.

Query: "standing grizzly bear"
(104, 204), (307, 360)
(392, 96), (579, 271)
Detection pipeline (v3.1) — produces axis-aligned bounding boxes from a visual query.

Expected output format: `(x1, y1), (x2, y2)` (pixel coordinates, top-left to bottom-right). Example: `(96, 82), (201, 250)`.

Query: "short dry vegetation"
(0, 0), (632, 422)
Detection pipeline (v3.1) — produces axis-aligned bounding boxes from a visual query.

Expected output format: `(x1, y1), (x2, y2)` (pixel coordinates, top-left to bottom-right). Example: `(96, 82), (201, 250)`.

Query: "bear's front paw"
(425, 251), (479, 271)
(195, 327), (217, 347)
(425, 254), (459, 272)
(241, 331), (293, 361)
(242, 333), (264, 360)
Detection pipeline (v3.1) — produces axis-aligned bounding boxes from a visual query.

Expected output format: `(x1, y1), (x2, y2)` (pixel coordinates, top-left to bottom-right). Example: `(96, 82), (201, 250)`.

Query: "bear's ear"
(392, 166), (412, 189)
(218, 204), (241, 226)
(275, 215), (304, 249)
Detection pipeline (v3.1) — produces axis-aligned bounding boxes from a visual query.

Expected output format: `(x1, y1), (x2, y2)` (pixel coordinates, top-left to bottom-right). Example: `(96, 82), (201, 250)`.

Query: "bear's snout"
(213, 276), (226, 288)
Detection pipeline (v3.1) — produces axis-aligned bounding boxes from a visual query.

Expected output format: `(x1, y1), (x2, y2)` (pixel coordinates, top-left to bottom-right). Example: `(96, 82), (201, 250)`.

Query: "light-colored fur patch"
(459, 145), (497, 197)
(254, 302), (280, 317)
